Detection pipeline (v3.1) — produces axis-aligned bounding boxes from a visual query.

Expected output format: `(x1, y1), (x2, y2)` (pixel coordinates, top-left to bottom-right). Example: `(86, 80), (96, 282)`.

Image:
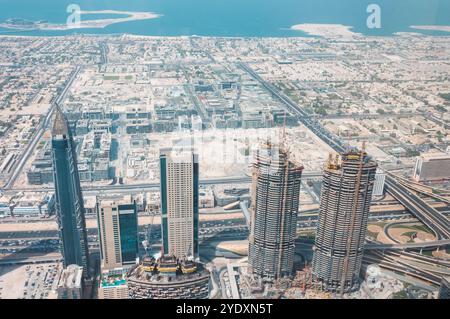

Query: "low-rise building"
(27, 141), (53, 185)
(372, 169), (386, 197)
(98, 268), (129, 299)
(199, 186), (214, 208)
(57, 265), (84, 299)
(413, 153), (450, 182)
(0, 196), (12, 218)
(11, 192), (55, 217)
(213, 184), (250, 207)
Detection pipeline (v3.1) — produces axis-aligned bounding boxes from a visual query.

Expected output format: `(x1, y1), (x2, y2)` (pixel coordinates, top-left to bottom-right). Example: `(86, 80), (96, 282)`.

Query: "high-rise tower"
(52, 106), (90, 277)
(248, 141), (303, 280)
(312, 148), (377, 294)
(159, 148), (199, 259)
(97, 199), (139, 270)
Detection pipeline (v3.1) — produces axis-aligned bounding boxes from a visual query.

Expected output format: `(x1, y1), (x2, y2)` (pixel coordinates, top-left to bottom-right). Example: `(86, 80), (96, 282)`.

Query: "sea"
(0, 0), (450, 37)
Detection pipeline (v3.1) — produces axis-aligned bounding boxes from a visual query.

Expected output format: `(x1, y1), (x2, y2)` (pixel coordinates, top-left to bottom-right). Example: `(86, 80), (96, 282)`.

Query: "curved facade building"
(127, 256), (210, 299)
(248, 141), (303, 280)
(312, 150), (377, 294)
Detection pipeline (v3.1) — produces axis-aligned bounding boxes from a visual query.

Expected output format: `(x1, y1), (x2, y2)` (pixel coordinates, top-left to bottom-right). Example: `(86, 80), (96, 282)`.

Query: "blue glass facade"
(159, 156), (169, 255)
(118, 203), (139, 264)
(193, 161), (199, 257)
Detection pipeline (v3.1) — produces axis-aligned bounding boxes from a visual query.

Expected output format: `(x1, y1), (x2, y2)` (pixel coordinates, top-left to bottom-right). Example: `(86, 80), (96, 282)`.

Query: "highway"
(385, 175), (450, 239)
(238, 62), (347, 154)
(363, 250), (448, 287)
(1, 62), (448, 266)
(365, 239), (450, 251)
(2, 66), (82, 190)
(239, 61), (450, 240)
(0, 255), (62, 266)
(2, 171), (322, 195)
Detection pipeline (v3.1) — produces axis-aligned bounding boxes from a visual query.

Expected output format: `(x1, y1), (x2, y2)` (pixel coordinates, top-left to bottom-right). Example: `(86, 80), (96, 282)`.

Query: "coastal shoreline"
(290, 23), (362, 38)
(410, 25), (450, 33)
(0, 10), (161, 31)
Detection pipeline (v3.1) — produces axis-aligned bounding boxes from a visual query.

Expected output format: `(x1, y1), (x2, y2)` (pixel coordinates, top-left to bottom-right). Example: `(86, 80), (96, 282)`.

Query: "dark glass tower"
(118, 202), (139, 264)
(52, 106), (90, 277)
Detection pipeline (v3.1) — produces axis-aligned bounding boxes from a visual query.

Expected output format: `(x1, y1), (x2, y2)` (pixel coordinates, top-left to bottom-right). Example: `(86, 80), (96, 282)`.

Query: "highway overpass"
(365, 239), (450, 251)
(385, 175), (450, 239)
(239, 62), (450, 241)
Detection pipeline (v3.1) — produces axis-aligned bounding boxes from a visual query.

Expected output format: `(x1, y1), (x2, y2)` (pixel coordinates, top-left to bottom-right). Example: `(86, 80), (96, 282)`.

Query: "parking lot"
(0, 262), (61, 299)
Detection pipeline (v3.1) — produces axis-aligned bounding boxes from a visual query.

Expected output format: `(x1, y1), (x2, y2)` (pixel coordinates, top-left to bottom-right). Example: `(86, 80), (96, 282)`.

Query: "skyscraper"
(97, 199), (139, 270)
(248, 141), (303, 280)
(159, 148), (199, 259)
(52, 106), (90, 277)
(312, 148), (377, 294)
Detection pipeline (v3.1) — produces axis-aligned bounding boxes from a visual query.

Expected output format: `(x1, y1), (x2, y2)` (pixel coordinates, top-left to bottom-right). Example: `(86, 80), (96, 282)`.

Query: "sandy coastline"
(410, 25), (450, 33)
(0, 10), (161, 31)
(290, 23), (362, 38)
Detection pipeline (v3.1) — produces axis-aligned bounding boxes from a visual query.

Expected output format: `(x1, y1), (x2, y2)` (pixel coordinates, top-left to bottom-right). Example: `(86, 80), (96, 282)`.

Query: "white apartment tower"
(159, 148), (199, 260)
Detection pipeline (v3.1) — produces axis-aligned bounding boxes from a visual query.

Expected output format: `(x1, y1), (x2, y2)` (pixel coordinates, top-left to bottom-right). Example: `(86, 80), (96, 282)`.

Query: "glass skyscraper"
(52, 106), (90, 277)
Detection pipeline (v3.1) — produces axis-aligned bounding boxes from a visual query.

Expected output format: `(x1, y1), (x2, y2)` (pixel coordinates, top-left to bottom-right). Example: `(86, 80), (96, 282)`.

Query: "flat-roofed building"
(126, 119), (152, 134)
(0, 196), (12, 218)
(413, 153), (450, 182)
(98, 268), (129, 299)
(57, 264), (84, 299)
(372, 169), (386, 197)
(97, 199), (139, 270)
(199, 186), (214, 208)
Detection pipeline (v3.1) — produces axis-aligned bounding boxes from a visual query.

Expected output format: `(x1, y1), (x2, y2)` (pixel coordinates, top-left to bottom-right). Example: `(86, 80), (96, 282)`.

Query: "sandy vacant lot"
(215, 240), (248, 256)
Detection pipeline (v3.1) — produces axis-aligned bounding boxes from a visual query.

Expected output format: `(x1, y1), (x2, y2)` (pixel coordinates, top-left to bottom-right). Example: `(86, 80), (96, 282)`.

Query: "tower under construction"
(248, 141), (303, 280)
(312, 147), (377, 294)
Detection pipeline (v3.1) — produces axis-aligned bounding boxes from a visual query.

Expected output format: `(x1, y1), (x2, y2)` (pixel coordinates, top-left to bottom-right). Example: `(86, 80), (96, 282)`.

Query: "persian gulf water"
(0, 0), (449, 37)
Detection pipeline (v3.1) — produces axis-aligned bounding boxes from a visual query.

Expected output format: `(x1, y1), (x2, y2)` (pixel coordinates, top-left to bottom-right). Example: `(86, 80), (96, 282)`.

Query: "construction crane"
(340, 142), (366, 297)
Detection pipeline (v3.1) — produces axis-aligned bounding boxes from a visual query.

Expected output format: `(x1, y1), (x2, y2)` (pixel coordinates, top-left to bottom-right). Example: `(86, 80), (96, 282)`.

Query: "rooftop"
(52, 106), (69, 137)
(127, 256), (209, 284)
(100, 270), (128, 288)
(58, 264), (83, 289)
